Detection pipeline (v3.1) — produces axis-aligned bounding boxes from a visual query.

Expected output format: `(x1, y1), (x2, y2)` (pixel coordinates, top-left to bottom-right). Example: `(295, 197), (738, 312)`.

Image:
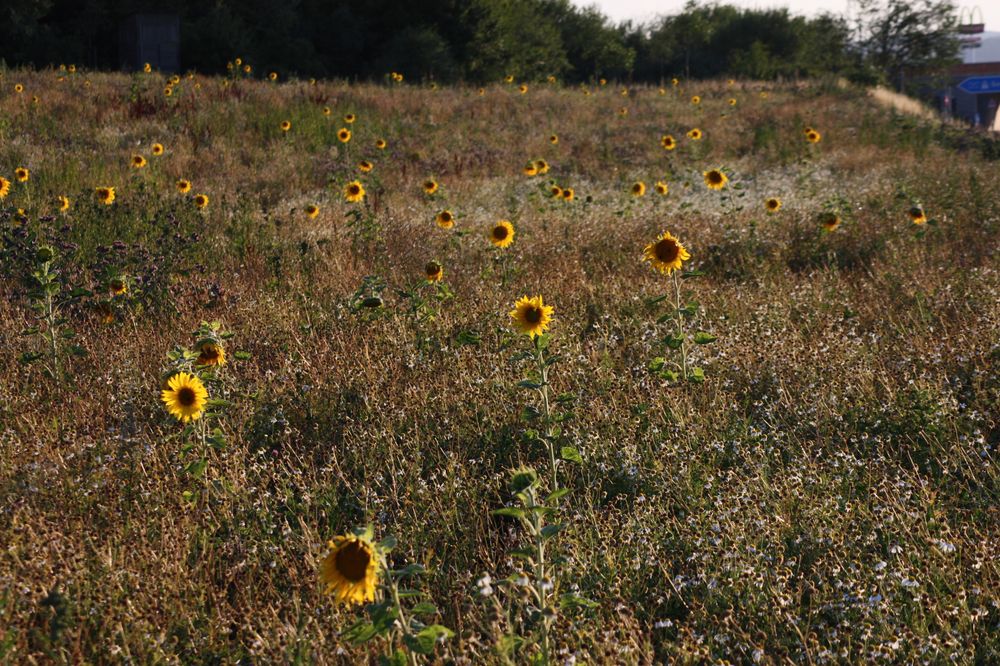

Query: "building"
(943, 18), (1000, 130)
(118, 14), (180, 73)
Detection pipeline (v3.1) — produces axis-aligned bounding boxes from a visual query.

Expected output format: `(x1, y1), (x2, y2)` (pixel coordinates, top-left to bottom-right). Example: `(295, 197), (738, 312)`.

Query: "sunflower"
(164, 87), (172, 97)
(519, 84), (528, 94)
(269, 72), (278, 81)
(550, 184), (563, 198)
(32, 96), (39, 105)
(344, 113), (356, 124)
(176, 179), (192, 194)
(435, 210), (455, 229)
(234, 57), (243, 66)
(131, 155), (147, 169)
(671, 78), (679, 86)
(375, 138), (387, 150)
(151, 143), (164, 156)
(691, 95), (701, 105)
(337, 128), (351, 143)
(765, 197), (782, 213)
(243, 65), (252, 74)
(15, 167), (29, 182)
(661, 135), (677, 151)
(534, 159), (550, 174)
(806, 129), (822, 144)
(819, 211), (841, 232)
(687, 128), (703, 140)
(510, 295), (554, 338)
(561, 187), (575, 201)
(908, 206), (927, 225)
(703, 169), (728, 191)
(728, 98), (737, 106)
(523, 163), (538, 177)
(57, 196), (70, 212)
(197, 342), (226, 366)
(161, 372), (208, 423)
(491, 220), (515, 248)
(280, 120), (291, 132)
(143, 63), (152, 73)
(655, 181), (669, 196)
(96, 186), (116, 205)
(505, 75), (514, 84)
(344, 180), (365, 203)
(109, 277), (128, 296)
(358, 160), (373, 173)
(68, 65), (76, 73)
(425, 260), (444, 283)
(423, 179), (439, 195)
(643, 231), (691, 275)
(549, 134), (558, 144)
(320, 534), (379, 606)
(323, 106), (332, 116)
(631, 181), (646, 197)
(194, 193), (210, 209)
(0, 177), (10, 199)
(600, 78), (607, 86)
(14, 84), (24, 93)
(618, 107), (628, 116)
(305, 204), (320, 219)
(478, 88), (486, 96)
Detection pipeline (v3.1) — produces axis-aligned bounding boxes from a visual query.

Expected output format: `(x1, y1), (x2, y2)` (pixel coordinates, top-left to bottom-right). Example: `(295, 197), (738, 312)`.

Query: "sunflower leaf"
(693, 331), (717, 344)
(233, 351), (252, 360)
(560, 446), (583, 463)
(648, 357), (666, 372)
(546, 487), (571, 503)
(404, 624), (454, 654)
(18, 351), (45, 364)
(518, 380), (544, 390)
(559, 592), (599, 610)
(186, 459), (208, 478)
(411, 601), (437, 616)
(492, 507), (526, 519)
(681, 270), (704, 279)
(688, 367), (706, 383)
(541, 524), (565, 539)
(662, 334), (684, 350)
(656, 313), (675, 324)
(645, 294), (669, 306)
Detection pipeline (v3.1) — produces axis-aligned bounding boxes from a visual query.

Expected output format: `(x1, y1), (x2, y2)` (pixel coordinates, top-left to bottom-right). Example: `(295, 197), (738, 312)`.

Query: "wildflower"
(561, 187), (575, 201)
(320, 534), (379, 606)
(806, 129), (822, 144)
(96, 186), (116, 205)
(549, 134), (558, 144)
(643, 231), (691, 275)
(375, 138), (387, 150)
(661, 135), (677, 150)
(15, 167), (29, 182)
(344, 181), (365, 203)
(196, 342), (226, 367)
(687, 128), (703, 140)
(0, 177), (10, 199)
(176, 179), (192, 194)
(305, 204), (320, 219)
(819, 211), (841, 232)
(323, 106), (332, 116)
(523, 163), (538, 177)
(728, 98), (737, 106)
(131, 155), (147, 169)
(491, 220), (515, 248)
(337, 128), (351, 143)
(908, 206), (927, 225)
(109, 277), (127, 295)
(765, 197), (782, 213)
(550, 184), (563, 198)
(164, 87), (172, 97)
(435, 210), (455, 229)
(358, 160), (373, 173)
(534, 159), (550, 174)
(703, 169), (727, 191)
(510, 295), (554, 338)
(14, 84), (24, 93)
(57, 196), (70, 212)
(631, 182), (646, 197)
(691, 95), (701, 105)
(423, 179), (439, 195)
(280, 120), (291, 132)
(344, 113), (356, 124)
(425, 260), (444, 283)
(519, 84), (528, 94)
(269, 72), (278, 81)
(655, 181), (668, 196)
(151, 143), (164, 156)
(194, 193), (210, 209)
(161, 372), (208, 423)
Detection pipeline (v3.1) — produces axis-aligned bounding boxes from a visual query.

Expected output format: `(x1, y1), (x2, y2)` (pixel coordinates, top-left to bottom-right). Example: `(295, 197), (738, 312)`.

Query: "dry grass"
(0, 70), (998, 664)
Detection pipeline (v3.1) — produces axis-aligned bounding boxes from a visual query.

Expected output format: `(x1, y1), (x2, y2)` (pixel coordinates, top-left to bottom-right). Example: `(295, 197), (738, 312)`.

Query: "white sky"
(574, 1), (1000, 31)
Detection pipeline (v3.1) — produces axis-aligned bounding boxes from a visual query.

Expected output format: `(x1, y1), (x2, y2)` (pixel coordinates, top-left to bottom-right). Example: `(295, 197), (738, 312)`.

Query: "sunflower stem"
(534, 336), (558, 491)
(672, 271), (688, 381)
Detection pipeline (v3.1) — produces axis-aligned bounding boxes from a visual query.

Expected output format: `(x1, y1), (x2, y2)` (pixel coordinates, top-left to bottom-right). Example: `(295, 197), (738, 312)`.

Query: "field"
(1, 69), (998, 664)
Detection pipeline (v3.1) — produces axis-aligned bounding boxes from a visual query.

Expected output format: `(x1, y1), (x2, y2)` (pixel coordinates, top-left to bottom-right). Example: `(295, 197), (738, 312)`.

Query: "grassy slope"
(0, 70), (998, 663)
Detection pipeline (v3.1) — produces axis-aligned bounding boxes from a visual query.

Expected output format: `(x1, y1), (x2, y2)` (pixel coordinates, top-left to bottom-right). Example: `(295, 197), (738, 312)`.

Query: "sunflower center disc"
(655, 239), (679, 263)
(525, 307), (542, 324)
(335, 542), (371, 582)
(493, 227), (508, 240)
(178, 387), (196, 407)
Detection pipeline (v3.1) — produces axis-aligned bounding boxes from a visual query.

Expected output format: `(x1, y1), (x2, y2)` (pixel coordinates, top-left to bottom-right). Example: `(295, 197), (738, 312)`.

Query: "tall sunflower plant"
(323, 526), (455, 664)
(160, 321), (235, 502)
(642, 231), (717, 384)
(397, 262), (454, 354)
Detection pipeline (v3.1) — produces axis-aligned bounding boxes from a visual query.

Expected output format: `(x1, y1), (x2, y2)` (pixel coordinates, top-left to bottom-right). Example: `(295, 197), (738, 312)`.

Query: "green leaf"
(518, 380), (543, 390)
(554, 392), (576, 405)
(680, 302), (699, 317)
(559, 592), (599, 610)
(688, 367), (706, 383)
(509, 547), (536, 561)
(560, 446), (583, 463)
(645, 294), (669, 306)
(342, 621), (380, 644)
(648, 357), (665, 372)
(233, 351), (252, 360)
(67, 345), (88, 357)
(404, 625), (454, 654)
(186, 459), (208, 478)
(380, 650), (408, 666)
(656, 312), (675, 324)
(411, 601), (437, 616)
(545, 487), (571, 503)
(681, 270), (705, 279)
(541, 523), (565, 539)
(521, 405), (541, 421)
(391, 563), (425, 578)
(378, 535), (398, 553)
(693, 331), (717, 344)
(18, 351), (45, 364)
(660, 369), (679, 382)
(492, 507), (526, 519)
(662, 334), (684, 350)
(455, 330), (481, 346)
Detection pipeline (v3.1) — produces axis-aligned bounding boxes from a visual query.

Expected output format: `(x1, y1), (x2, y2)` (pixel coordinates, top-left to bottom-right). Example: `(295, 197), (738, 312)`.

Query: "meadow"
(0, 67), (998, 664)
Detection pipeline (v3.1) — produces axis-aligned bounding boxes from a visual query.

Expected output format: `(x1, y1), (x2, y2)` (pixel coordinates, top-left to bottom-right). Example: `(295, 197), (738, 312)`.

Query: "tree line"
(0, 0), (959, 86)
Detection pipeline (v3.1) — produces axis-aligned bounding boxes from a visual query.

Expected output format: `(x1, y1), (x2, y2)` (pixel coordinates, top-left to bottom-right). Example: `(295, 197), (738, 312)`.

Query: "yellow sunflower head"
(280, 120), (291, 132)
(618, 107), (628, 116)
(671, 77), (679, 86)
(143, 62), (152, 73)
(435, 210), (455, 229)
(661, 135), (677, 151)
(478, 87), (486, 96)
(765, 197), (782, 213)
(131, 155), (147, 169)
(0, 177), (10, 199)
(510, 295), (554, 339)
(14, 84), (24, 93)
(908, 206), (927, 225)
(320, 534), (379, 606)
(109, 277), (128, 295)
(491, 220), (515, 248)
(243, 65), (252, 73)
(549, 134), (558, 144)
(423, 179), (439, 195)
(163, 86), (172, 97)
(728, 98), (737, 106)
(519, 84), (528, 94)
(176, 179), (192, 194)
(691, 95), (701, 105)
(550, 184), (563, 198)
(375, 138), (387, 150)
(269, 72), (278, 81)
(96, 186), (116, 205)
(194, 193), (210, 209)
(323, 106), (332, 116)
(358, 160), (373, 173)
(344, 180), (365, 203)
(523, 163), (538, 177)
(425, 260), (444, 283)
(57, 195), (70, 212)
(655, 181), (668, 196)
(703, 169), (728, 191)
(819, 211), (841, 232)
(151, 143), (164, 156)
(337, 128), (352, 143)
(534, 159), (550, 174)
(561, 187), (575, 201)
(806, 129), (822, 144)
(631, 181), (646, 197)
(643, 231), (691, 275)
(505, 74), (514, 84)
(196, 342), (226, 367)
(305, 204), (320, 219)
(687, 128), (703, 140)
(161, 371), (208, 423)
(15, 167), (30, 182)
(344, 113), (356, 124)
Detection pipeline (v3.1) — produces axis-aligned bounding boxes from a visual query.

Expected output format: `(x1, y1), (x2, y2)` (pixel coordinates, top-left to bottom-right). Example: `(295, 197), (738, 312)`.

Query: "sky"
(574, 1), (1000, 31)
